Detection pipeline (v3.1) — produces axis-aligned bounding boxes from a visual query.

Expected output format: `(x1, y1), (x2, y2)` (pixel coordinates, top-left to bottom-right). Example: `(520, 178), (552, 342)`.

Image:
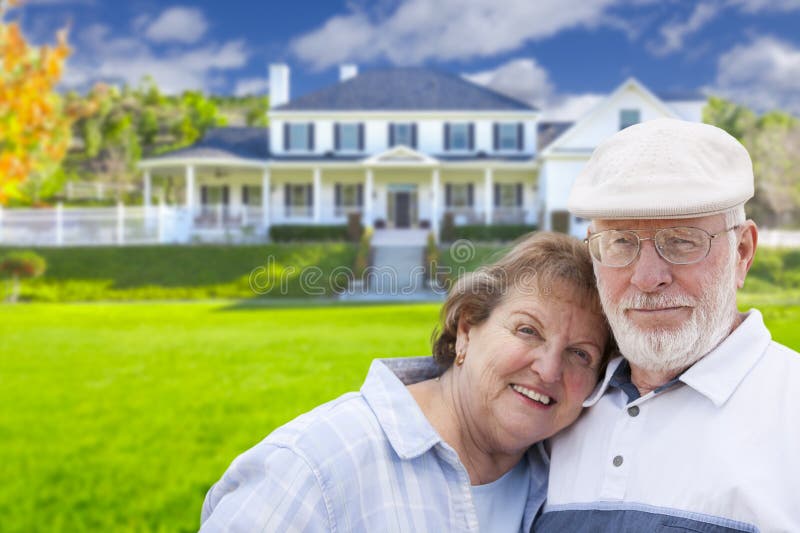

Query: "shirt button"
(613, 455), (624, 467)
(628, 405), (640, 417)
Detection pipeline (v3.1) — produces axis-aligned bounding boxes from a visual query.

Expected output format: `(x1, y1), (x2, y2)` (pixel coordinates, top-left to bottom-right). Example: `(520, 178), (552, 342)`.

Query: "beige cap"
(567, 118), (754, 219)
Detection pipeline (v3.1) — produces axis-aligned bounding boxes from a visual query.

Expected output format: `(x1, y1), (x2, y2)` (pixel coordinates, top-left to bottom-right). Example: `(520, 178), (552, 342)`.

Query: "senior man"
(534, 118), (800, 532)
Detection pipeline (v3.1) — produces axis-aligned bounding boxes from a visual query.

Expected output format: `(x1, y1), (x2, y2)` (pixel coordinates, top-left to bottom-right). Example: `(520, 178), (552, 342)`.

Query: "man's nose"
(629, 240), (673, 292)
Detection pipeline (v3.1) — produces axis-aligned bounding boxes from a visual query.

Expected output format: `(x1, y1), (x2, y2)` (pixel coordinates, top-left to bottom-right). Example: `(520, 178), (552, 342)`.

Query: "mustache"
(619, 292), (696, 311)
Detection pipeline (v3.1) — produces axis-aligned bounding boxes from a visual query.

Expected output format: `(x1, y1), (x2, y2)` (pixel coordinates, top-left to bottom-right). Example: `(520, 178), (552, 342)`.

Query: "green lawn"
(1, 298), (798, 532)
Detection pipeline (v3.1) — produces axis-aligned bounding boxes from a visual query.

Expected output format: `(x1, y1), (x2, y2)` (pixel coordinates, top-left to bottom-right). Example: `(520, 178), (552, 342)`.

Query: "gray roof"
(153, 127), (269, 161)
(537, 121), (573, 151)
(276, 68), (537, 112)
(656, 90), (707, 101)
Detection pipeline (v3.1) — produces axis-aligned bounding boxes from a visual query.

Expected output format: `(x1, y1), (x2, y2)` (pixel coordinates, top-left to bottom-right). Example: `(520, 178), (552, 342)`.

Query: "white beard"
(598, 252), (738, 375)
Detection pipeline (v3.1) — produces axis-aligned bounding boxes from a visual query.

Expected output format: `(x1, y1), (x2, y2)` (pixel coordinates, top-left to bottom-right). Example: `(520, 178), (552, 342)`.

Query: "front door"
(395, 192), (411, 228)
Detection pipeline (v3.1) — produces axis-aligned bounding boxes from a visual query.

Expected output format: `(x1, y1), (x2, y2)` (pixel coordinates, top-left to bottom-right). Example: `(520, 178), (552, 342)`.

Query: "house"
(137, 66), (705, 241)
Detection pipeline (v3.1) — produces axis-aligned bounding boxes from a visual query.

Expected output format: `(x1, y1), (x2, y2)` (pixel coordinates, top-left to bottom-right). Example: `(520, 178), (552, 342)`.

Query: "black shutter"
(308, 123), (315, 151)
(493, 123), (499, 151)
(358, 123), (364, 151)
(242, 185), (249, 206)
(283, 123), (290, 151)
(467, 184), (474, 207)
(284, 184), (290, 207)
(494, 183), (500, 207)
(388, 123), (395, 147)
(357, 184), (363, 206)
(335, 184), (341, 207)
(200, 185), (208, 205)
(307, 184), (313, 207)
(445, 184), (452, 207)
(444, 123), (450, 150)
(516, 183), (523, 206)
(411, 124), (417, 149)
(517, 123), (524, 151)
(334, 123), (340, 151)
(222, 186), (229, 205)
(468, 123), (475, 151)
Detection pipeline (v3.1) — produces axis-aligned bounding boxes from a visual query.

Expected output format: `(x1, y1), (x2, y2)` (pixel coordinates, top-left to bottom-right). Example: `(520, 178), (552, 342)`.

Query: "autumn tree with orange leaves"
(0, 0), (75, 203)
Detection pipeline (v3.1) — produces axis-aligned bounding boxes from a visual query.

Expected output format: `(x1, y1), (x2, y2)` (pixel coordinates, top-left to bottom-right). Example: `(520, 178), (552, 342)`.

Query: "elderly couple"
(200, 119), (800, 532)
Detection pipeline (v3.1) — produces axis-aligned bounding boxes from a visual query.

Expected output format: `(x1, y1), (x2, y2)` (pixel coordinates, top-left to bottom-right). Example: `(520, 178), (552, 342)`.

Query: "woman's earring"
(455, 351), (466, 366)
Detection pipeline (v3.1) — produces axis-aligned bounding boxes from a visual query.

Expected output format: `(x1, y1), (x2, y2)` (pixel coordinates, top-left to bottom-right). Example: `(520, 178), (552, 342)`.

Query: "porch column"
(261, 168), (271, 235)
(185, 165), (195, 212)
(484, 167), (493, 225)
(431, 168), (440, 241)
(313, 167), (322, 222)
(364, 168), (374, 228)
(143, 169), (152, 212)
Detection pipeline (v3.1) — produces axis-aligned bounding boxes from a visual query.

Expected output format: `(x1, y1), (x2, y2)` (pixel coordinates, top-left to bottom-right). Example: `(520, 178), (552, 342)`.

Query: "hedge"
(269, 224), (350, 242)
(443, 224), (538, 243)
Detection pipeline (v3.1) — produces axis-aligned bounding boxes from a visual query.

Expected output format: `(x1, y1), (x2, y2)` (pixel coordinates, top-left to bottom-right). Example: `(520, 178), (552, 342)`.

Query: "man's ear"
(735, 221), (758, 289)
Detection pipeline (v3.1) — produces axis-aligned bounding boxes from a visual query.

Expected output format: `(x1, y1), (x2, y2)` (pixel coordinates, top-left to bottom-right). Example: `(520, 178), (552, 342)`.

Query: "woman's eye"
(571, 349), (592, 364)
(518, 326), (539, 337)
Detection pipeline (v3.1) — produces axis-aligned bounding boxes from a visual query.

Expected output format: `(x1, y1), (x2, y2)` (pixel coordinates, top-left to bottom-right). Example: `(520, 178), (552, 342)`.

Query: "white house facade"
(136, 65), (705, 242)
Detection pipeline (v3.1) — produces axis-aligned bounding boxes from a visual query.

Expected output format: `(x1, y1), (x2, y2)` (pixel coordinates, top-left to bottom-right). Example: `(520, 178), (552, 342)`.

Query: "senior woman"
(200, 232), (612, 532)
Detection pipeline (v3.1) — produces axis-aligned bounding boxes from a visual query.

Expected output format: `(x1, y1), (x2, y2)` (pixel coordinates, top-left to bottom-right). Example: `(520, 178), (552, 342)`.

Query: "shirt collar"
(583, 309), (771, 408)
(360, 357), (445, 459)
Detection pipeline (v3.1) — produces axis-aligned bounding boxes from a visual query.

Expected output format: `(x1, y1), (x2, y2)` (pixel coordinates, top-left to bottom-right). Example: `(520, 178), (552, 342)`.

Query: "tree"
(0, 0), (73, 203)
(0, 250), (46, 303)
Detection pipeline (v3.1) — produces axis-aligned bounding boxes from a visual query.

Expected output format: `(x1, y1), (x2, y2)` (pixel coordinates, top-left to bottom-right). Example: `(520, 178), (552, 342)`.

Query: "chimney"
(339, 64), (358, 82)
(269, 63), (290, 108)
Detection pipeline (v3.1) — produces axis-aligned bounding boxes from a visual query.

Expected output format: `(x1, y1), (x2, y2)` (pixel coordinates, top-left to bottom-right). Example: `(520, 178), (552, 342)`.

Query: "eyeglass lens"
(590, 227), (712, 266)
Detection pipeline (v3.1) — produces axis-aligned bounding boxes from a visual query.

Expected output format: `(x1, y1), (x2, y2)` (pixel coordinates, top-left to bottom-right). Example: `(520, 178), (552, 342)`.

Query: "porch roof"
(139, 127), (269, 169)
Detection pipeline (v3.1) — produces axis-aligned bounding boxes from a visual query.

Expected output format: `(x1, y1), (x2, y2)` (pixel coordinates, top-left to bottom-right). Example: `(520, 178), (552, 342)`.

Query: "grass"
(1, 297), (798, 532)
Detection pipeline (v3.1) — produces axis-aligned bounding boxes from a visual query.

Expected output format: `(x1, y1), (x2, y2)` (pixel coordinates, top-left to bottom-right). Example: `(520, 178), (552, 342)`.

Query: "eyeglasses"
(585, 226), (739, 267)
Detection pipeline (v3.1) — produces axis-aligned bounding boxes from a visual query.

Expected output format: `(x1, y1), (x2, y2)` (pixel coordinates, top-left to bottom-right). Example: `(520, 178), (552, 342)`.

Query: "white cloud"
(463, 58), (553, 108)
(712, 35), (800, 114)
(726, 0), (800, 12)
(290, 0), (622, 70)
(543, 93), (605, 121)
(144, 6), (208, 44)
(234, 77), (269, 96)
(648, 2), (718, 56)
(62, 23), (248, 94)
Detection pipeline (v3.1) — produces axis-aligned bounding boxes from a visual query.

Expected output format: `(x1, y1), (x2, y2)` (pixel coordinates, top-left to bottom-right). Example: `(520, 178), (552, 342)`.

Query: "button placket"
(599, 397), (649, 500)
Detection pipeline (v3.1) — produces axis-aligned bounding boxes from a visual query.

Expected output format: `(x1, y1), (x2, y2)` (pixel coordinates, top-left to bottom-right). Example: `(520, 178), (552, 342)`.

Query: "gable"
(364, 145), (438, 166)
(543, 79), (681, 155)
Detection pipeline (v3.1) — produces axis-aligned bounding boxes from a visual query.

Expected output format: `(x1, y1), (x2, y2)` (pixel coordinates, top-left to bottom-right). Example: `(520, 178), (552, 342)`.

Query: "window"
(286, 123), (313, 151)
(445, 123), (473, 151)
(241, 185), (262, 206)
(284, 184), (312, 217)
(445, 183), (473, 208)
(495, 183), (522, 207)
(619, 109), (640, 130)
(289, 184), (310, 206)
(201, 185), (228, 205)
(390, 123), (415, 147)
(335, 123), (363, 152)
(335, 183), (363, 215)
(495, 123), (522, 151)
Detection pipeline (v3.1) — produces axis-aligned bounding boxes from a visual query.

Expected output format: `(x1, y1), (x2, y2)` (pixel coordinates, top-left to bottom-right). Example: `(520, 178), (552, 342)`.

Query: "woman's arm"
(200, 443), (333, 532)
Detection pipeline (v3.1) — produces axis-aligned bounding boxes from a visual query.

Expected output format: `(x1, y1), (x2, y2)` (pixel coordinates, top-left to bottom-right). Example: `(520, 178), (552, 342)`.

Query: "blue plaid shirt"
(200, 357), (548, 532)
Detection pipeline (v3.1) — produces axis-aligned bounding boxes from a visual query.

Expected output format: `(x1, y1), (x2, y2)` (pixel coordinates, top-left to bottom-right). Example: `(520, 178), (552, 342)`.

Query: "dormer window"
(494, 123), (523, 151)
(389, 123), (416, 148)
(285, 123), (314, 151)
(335, 123), (364, 152)
(619, 109), (640, 130)
(445, 122), (474, 151)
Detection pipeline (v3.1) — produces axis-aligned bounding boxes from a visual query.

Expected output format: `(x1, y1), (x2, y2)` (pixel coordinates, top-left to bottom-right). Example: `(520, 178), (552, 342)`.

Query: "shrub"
(0, 250), (47, 302)
(353, 228), (372, 281)
(443, 224), (537, 243)
(269, 225), (349, 242)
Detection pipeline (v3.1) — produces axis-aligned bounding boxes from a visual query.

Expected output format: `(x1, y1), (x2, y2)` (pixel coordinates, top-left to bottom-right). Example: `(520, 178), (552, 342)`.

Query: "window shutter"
(468, 123), (475, 151)
(358, 123), (365, 151)
(517, 123), (524, 151)
(284, 184), (290, 206)
(307, 184), (313, 206)
(388, 123), (395, 147)
(494, 183), (500, 207)
(411, 124), (417, 149)
(335, 184), (341, 207)
(493, 123), (499, 151)
(283, 123), (289, 150)
(444, 123), (450, 150)
(516, 183), (523, 206)
(467, 184), (474, 207)
(308, 123), (315, 151)
(242, 185), (249, 206)
(357, 184), (364, 206)
(222, 186), (229, 205)
(334, 123), (340, 150)
(445, 184), (452, 207)
(200, 185), (208, 205)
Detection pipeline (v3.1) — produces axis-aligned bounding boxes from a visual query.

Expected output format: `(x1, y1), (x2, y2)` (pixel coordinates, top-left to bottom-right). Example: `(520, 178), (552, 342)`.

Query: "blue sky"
(9, 0), (800, 118)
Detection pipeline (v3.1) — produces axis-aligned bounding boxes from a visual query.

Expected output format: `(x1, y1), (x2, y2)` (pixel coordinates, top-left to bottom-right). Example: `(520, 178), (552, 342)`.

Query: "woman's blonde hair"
(432, 231), (613, 368)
